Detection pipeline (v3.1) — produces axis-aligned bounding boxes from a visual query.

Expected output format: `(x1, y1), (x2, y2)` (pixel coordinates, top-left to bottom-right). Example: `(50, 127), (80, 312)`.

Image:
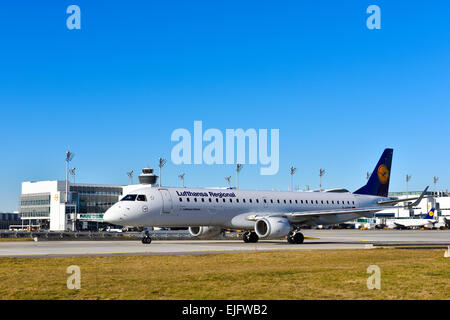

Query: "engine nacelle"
(255, 217), (291, 239)
(188, 226), (222, 239)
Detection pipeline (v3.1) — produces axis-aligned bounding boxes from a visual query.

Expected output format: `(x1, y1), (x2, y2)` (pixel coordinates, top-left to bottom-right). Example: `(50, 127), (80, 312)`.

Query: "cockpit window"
(137, 195), (147, 202)
(121, 194), (137, 201)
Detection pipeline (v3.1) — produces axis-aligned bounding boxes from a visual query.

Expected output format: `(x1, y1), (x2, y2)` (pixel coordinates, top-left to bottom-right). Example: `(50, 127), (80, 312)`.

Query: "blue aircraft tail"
(354, 149), (393, 198)
(425, 208), (436, 219)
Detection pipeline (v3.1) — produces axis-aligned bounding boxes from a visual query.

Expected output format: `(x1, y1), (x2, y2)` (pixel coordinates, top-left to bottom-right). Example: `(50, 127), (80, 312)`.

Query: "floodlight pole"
(319, 169), (326, 192)
(290, 166), (297, 192)
(225, 176), (231, 188)
(127, 170), (134, 185)
(71, 168), (76, 184)
(158, 158), (167, 188)
(65, 151), (74, 204)
(179, 173), (185, 188)
(433, 176), (439, 196)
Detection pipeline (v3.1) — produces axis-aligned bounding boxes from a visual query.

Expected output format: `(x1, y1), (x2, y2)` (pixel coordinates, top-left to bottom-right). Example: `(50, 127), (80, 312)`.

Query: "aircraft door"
(159, 189), (173, 214)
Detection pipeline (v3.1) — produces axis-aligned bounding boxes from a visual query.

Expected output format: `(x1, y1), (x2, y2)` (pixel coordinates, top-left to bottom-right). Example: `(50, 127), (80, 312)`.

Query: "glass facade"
(70, 185), (122, 214)
(19, 193), (51, 220)
(0, 213), (20, 229)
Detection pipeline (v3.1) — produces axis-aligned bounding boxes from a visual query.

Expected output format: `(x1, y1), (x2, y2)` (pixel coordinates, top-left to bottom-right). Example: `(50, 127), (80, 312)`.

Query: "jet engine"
(255, 217), (291, 239)
(188, 226), (222, 239)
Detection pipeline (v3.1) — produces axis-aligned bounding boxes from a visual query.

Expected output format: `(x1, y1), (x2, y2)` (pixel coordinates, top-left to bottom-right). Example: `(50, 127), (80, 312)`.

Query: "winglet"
(410, 186), (429, 207)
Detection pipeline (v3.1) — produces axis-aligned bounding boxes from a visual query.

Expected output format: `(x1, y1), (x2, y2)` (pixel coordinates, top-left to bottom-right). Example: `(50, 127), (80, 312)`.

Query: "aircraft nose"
(103, 206), (123, 224)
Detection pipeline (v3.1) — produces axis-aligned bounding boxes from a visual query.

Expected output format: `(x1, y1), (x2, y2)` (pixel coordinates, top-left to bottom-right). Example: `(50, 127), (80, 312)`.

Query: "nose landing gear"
(141, 231), (152, 244)
(243, 231), (259, 243)
(287, 230), (304, 244)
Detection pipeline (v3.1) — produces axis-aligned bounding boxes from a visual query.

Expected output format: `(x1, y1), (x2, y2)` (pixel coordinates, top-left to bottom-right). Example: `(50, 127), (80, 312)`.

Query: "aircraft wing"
(246, 206), (396, 223)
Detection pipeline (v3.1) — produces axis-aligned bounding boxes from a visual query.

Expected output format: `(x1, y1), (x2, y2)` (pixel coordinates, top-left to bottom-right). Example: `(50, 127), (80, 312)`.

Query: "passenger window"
(270, 199), (273, 203)
(284, 200), (286, 204)
(216, 198), (219, 203)
(179, 198), (182, 202)
(223, 199), (226, 202)
(301, 200), (304, 204)
(256, 199), (259, 203)
(295, 200), (298, 204)
(263, 199), (267, 203)
(289, 200), (292, 204)
(249, 199), (253, 203)
(187, 198), (190, 202)
(201, 198), (205, 202)
(236, 199), (239, 203)
(243, 199), (246, 203)
(194, 198), (197, 202)
(230, 199), (232, 203)
(277, 199), (280, 203)
(209, 198), (212, 202)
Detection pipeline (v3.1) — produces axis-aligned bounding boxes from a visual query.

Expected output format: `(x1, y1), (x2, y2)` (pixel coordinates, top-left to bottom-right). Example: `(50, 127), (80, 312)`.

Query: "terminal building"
(19, 168), (159, 231)
(0, 212), (20, 229)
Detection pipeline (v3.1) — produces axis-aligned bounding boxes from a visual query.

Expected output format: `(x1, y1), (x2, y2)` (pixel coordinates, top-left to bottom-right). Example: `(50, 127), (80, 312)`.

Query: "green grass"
(0, 249), (448, 300)
(0, 238), (34, 242)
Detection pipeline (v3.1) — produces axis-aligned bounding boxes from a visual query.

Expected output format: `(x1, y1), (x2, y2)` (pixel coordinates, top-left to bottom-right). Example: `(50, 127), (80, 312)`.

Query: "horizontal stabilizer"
(377, 186), (430, 206)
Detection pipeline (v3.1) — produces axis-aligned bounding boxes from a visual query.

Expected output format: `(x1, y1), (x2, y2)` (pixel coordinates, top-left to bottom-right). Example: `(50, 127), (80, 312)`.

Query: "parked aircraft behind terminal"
(388, 209), (439, 230)
(104, 149), (430, 244)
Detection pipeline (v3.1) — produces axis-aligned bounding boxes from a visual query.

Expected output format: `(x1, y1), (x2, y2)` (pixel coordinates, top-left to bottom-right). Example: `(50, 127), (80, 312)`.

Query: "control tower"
(138, 167), (158, 186)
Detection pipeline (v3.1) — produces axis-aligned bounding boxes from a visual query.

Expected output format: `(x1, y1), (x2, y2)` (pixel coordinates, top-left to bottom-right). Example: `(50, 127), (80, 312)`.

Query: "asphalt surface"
(1, 229), (449, 258)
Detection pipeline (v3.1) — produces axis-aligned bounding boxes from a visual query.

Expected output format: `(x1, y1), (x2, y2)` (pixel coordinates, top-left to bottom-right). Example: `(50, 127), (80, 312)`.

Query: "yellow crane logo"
(377, 165), (389, 184)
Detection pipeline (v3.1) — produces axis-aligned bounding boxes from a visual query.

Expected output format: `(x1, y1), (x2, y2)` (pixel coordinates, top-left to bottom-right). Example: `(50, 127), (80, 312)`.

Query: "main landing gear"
(287, 230), (304, 244)
(141, 231), (152, 244)
(243, 231), (259, 243)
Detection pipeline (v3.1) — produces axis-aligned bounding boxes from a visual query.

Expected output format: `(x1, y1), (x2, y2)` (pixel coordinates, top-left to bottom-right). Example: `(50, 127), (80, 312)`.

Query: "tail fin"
(354, 148), (393, 197)
(425, 208), (436, 219)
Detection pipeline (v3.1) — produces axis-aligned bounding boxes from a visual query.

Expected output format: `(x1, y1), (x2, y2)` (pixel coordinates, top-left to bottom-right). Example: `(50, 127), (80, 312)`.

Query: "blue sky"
(0, 1), (449, 211)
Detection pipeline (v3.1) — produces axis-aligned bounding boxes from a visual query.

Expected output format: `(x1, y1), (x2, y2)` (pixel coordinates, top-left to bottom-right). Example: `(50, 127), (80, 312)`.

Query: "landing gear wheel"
(243, 231), (259, 243)
(287, 232), (295, 244)
(293, 232), (304, 244)
(249, 232), (259, 243)
(142, 236), (152, 244)
(287, 231), (304, 244)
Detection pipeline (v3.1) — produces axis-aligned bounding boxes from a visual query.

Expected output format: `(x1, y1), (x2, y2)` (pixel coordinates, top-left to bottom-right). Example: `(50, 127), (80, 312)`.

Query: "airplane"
(389, 208), (438, 230)
(103, 148), (430, 244)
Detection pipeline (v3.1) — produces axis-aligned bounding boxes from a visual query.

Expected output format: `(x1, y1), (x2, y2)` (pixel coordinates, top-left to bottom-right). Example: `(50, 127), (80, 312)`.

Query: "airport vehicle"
(104, 149), (430, 244)
(106, 226), (123, 233)
(387, 209), (438, 229)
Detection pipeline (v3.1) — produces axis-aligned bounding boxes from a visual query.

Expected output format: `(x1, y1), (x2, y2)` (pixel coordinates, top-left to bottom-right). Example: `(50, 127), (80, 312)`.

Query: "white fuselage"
(104, 186), (386, 229)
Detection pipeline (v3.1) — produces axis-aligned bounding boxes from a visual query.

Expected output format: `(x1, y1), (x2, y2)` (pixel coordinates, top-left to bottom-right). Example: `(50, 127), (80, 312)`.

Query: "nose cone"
(103, 206), (123, 225)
